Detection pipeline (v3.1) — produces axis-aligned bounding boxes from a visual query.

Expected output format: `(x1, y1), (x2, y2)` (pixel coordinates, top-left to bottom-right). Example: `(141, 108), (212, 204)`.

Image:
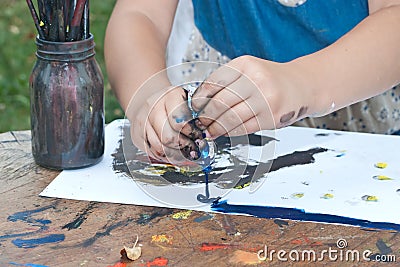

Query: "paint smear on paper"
(335, 150), (346, 157)
(172, 210), (192, 220)
(375, 162), (388, 169)
(321, 193), (334, 199)
(373, 175), (393, 181)
(362, 195), (378, 202)
(211, 200), (400, 231)
(291, 193), (304, 199)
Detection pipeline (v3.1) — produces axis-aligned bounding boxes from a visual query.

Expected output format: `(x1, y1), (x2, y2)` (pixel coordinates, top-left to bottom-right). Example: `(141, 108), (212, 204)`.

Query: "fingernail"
(190, 150), (199, 160)
(195, 119), (206, 130)
(204, 129), (212, 139)
(181, 145), (190, 159)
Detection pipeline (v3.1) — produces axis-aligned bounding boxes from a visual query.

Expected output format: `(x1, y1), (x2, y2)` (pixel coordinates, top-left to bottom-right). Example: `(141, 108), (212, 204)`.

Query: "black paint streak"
(221, 214), (237, 235)
(376, 239), (392, 255)
(315, 133), (330, 137)
(135, 208), (173, 225)
(81, 218), (134, 247)
(111, 126), (327, 198)
(273, 219), (289, 228)
(62, 202), (95, 230)
(269, 147), (327, 173)
(215, 134), (278, 148)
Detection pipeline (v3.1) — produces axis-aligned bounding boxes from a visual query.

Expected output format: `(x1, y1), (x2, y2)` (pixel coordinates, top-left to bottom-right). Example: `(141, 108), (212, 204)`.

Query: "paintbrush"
(82, 0), (89, 40)
(26, 0), (45, 39)
(56, 0), (65, 41)
(47, 0), (59, 41)
(37, 0), (48, 38)
(69, 0), (87, 41)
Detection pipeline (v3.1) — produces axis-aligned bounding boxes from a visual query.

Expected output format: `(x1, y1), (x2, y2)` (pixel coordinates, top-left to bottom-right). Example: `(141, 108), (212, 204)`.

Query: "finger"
(225, 117), (263, 137)
(196, 76), (253, 127)
(145, 121), (188, 164)
(192, 63), (242, 111)
(207, 100), (259, 136)
(164, 89), (202, 144)
(148, 99), (187, 149)
(145, 121), (166, 159)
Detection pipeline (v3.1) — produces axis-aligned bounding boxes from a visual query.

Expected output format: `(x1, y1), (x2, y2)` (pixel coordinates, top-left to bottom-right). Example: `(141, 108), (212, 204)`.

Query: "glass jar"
(30, 34), (104, 170)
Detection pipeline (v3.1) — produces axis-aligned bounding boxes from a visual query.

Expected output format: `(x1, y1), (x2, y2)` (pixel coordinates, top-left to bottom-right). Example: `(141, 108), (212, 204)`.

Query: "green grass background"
(0, 0), (123, 133)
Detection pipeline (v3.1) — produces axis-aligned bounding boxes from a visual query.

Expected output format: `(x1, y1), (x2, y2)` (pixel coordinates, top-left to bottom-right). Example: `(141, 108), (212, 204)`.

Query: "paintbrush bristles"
(26, 0), (90, 42)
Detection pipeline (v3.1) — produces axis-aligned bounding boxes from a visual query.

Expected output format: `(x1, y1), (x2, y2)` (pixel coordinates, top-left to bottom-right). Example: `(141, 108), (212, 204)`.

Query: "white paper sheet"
(40, 119), (400, 229)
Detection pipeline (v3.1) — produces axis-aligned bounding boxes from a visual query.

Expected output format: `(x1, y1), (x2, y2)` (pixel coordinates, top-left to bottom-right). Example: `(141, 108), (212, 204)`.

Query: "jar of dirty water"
(30, 34), (104, 170)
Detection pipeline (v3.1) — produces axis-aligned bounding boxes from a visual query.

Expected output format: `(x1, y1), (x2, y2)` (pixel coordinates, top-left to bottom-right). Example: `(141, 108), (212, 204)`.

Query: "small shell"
(124, 246), (141, 261)
(124, 235), (141, 261)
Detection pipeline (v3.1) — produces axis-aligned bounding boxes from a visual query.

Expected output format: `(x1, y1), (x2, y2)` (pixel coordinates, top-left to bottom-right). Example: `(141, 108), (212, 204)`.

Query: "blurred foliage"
(0, 0), (123, 133)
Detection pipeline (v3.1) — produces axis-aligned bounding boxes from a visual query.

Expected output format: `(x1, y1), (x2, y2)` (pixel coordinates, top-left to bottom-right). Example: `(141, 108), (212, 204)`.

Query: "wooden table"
(0, 130), (399, 267)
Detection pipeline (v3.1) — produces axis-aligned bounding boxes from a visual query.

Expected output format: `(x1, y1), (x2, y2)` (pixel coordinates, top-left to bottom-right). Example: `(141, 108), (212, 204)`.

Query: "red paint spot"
(311, 241), (323, 247)
(199, 242), (231, 251)
(107, 262), (127, 267)
(140, 257), (168, 267)
(302, 234), (311, 244)
(290, 239), (303, 245)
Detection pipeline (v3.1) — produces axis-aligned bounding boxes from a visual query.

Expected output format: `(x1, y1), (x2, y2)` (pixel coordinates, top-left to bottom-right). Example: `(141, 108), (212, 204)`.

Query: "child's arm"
(191, 3), (400, 137)
(105, 0), (199, 163)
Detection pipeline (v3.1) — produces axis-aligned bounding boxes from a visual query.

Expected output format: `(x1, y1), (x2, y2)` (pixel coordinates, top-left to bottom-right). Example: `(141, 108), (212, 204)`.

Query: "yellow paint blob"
(234, 182), (251, 189)
(172, 210), (192, 220)
(151, 234), (173, 244)
(373, 175), (393, 181)
(374, 162), (388, 169)
(291, 193), (304, 199)
(362, 195), (378, 202)
(321, 193), (334, 199)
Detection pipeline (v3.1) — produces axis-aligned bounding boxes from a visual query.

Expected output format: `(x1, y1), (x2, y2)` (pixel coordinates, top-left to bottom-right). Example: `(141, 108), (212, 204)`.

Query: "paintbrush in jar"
(26, 0), (45, 39)
(69, 0), (87, 41)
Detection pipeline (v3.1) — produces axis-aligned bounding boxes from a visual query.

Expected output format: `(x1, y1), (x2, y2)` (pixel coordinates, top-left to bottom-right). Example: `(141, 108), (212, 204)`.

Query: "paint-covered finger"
(196, 76), (253, 127)
(145, 121), (167, 160)
(207, 100), (259, 136)
(192, 64), (242, 111)
(225, 117), (263, 137)
(166, 89), (193, 131)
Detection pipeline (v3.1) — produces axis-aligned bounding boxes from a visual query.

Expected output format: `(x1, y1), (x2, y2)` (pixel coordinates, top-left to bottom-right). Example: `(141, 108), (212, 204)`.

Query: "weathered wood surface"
(0, 131), (399, 267)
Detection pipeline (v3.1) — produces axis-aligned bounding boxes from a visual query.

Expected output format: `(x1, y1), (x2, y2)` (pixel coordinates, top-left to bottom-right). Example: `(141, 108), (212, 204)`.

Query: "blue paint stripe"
(12, 234), (65, 248)
(9, 262), (49, 267)
(211, 200), (400, 231)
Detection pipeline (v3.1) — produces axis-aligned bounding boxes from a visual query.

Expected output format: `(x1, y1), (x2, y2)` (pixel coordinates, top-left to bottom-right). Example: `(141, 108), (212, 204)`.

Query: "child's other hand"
(127, 86), (202, 164)
(190, 55), (315, 138)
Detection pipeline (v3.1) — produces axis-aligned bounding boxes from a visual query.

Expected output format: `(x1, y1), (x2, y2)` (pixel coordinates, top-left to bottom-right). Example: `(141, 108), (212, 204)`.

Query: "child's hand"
(190, 55), (316, 138)
(127, 86), (203, 164)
